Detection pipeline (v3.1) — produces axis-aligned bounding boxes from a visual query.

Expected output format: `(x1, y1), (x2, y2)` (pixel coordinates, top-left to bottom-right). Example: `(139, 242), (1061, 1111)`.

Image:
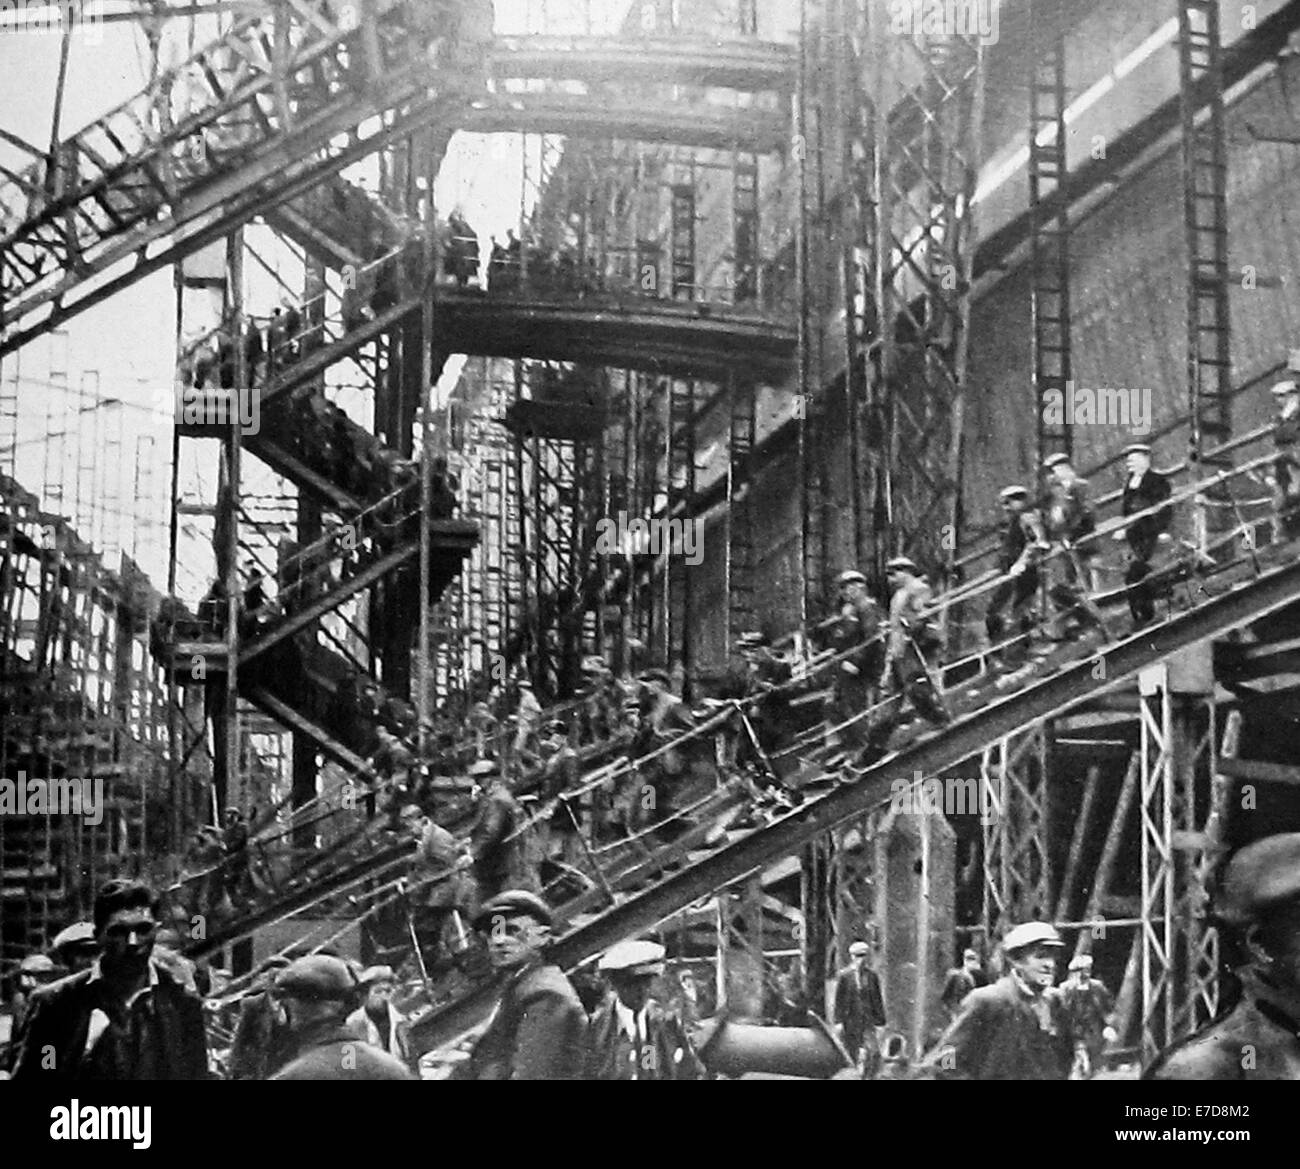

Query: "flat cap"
(885, 556), (920, 574)
(1270, 379), (1300, 397)
(736, 631), (768, 648)
(580, 655), (609, 674)
(359, 965), (396, 986)
(473, 889), (554, 930)
(1215, 833), (1300, 926)
(848, 941), (871, 958)
(1001, 921), (1064, 953)
(836, 569), (868, 586)
(20, 954), (57, 975)
(598, 939), (666, 974)
(51, 922), (96, 950)
(274, 955), (360, 1002)
(639, 668), (671, 687)
(467, 758), (499, 778)
(1067, 954), (1093, 971)
(999, 485), (1029, 501)
(1122, 442), (1152, 456)
(1044, 452), (1072, 469)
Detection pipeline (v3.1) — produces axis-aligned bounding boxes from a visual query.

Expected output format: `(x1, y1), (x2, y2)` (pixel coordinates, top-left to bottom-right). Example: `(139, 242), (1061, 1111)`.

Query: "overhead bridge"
(0, 18), (789, 357)
(434, 288), (797, 382)
(407, 544), (1300, 1054)
(214, 282), (795, 413)
(458, 93), (788, 152)
(490, 35), (795, 91)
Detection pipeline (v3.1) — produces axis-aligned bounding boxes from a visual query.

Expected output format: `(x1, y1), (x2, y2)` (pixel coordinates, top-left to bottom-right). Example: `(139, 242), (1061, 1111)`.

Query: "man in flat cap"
(469, 759), (535, 903)
(1042, 453), (1106, 641)
(586, 940), (703, 1080)
(346, 965), (412, 1068)
(985, 485), (1050, 667)
(269, 955), (413, 1080)
(815, 570), (886, 750)
(918, 921), (1071, 1081)
(1115, 443), (1172, 631)
(833, 939), (887, 1078)
(859, 557), (949, 765)
(1269, 379), (1300, 543)
(1146, 833), (1300, 1079)
(456, 890), (588, 1080)
(1059, 953), (1115, 1079)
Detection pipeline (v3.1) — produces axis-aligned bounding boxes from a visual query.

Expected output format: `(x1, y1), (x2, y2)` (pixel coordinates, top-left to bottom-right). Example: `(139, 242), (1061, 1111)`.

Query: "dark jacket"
(11, 962), (209, 1081)
(918, 975), (1071, 1081)
(1145, 992), (1300, 1081)
(1121, 469), (1173, 558)
(997, 509), (1048, 574)
(471, 781), (531, 897)
(833, 965), (886, 1053)
(228, 988), (296, 1080)
(1045, 478), (1097, 552)
(584, 996), (704, 1081)
(458, 962), (588, 1080)
(269, 1021), (414, 1081)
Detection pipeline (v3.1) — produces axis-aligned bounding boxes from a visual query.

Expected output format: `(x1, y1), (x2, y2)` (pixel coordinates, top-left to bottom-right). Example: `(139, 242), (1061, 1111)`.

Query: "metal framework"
(980, 723), (1054, 941)
(1029, 10), (1073, 467)
(852, 0), (987, 577)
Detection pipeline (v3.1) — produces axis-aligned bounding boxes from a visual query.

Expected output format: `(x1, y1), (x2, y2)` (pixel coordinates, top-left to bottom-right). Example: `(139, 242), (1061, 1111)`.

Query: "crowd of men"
(7, 827), (1298, 1081)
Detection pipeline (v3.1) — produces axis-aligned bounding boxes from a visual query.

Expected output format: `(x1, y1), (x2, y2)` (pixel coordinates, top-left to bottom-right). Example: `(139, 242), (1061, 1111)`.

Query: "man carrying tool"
(857, 557), (949, 767)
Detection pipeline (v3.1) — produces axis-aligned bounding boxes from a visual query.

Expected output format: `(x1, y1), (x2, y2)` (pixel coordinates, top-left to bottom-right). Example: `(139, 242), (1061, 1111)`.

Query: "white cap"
(598, 939), (666, 974)
(1001, 921), (1064, 953)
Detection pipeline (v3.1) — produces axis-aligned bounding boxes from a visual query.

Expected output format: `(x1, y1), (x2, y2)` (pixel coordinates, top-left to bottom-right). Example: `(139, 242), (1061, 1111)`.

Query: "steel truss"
(980, 723), (1054, 941)
(1138, 661), (1220, 1066)
(846, 0), (987, 579)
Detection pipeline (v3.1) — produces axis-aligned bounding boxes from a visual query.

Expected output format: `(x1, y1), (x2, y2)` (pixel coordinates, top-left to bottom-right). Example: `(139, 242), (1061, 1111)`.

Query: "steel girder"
(852, 3), (987, 577)
(410, 552), (1300, 1053)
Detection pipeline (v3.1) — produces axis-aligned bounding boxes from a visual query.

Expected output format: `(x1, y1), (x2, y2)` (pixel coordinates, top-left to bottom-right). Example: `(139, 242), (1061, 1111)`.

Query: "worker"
(399, 802), (473, 969)
(1114, 442), (1173, 631)
(346, 966), (412, 1069)
(1, 954), (60, 1073)
(817, 569), (885, 748)
(940, 948), (987, 1023)
(859, 557), (949, 766)
(833, 939), (887, 1078)
(1059, 953), (1116, 1079)
(268, 955), (413, 1080)
(1042, 452), (1106, 639)
(469, 759), (534, 902)
(454, 891), (588, 1080)
(1146, 833), (1300, 1079)
(1269, 379), (1300, 543)
(918, 921), (1071, 1081)
(985, 485), (1049, 666)
(10, 879), (209, 1081)
(227, 954), (294, 1080)
(585, 940), (703, 1081)
(49, 920), (98, 975)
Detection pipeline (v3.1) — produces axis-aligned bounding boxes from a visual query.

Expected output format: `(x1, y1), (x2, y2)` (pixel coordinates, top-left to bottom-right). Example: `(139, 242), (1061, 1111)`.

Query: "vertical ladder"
(1029, 24), (1073, 467)
(1178, 0), (1232, 456)
(667, 378), (696, 691)
(733, 151), (759, 305)
(727, 375), (758, 643)
(671, 175), (697, 301)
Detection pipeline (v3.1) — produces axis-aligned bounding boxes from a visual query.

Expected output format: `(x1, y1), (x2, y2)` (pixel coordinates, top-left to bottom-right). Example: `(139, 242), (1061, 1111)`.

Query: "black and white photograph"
(0, 0), (1297, 1144)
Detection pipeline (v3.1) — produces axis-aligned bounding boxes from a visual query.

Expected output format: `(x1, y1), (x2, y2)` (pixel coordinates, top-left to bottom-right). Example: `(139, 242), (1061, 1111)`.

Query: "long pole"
(416, 157), (437, 757)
